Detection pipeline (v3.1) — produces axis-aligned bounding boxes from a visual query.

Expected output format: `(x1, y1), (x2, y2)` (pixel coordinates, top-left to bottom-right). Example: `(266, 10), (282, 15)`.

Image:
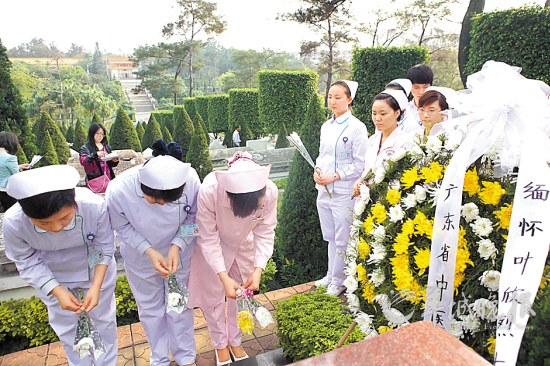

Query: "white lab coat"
(3, 188), (118, 366)
(363, 128), (414, 177)
(105, 166), (200, 366)
(399, 100), (423, 135)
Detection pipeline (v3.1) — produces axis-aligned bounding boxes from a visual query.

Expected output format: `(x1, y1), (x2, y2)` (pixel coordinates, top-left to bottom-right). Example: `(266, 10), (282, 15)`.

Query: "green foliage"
(207, 94), (229, 134)
(110, 107), (142, 151)
(141, 114), (163, 151)
(115, 276), (139, 326)
(275, 93), (325, 286)
(0, 39), (28, 138)
(228, 88), (261, 139)
(195, 96), (209, 126)
(151, 110), (174, 135)
(34, 111), (70, 164)
(351, 46), (429, 134)
(259, 258), (278, 294)
(273, 177), (288, 190)
(275, 123), (290, 149)
(222, 129), (233, 148)
(196, 112), (210, 145)
(185, 120), (212, 181)
(162, 125), (173, 142)
(65, 124), (75, 143)
(276, 289), (364, 362)
(136, 121), (145, 144)
(19, 124), (38, 161)
(73, 119), (87, 151)
(183, 97), (198, 122)
(37, 130), (59, 167)
(172, 106), (194, 160)
(92, 113), (102, 125)
(258, 70), (318, 135)
(466, 5), (550, 84)
(15, 143), (28, 164)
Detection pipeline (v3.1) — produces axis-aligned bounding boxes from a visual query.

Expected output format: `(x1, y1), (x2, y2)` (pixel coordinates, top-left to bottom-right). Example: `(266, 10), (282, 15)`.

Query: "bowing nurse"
(188, 152), (278, 366)
(314, 80), (369, 296)
(2, 165), (118, 365)
(106, 154), (200, 366)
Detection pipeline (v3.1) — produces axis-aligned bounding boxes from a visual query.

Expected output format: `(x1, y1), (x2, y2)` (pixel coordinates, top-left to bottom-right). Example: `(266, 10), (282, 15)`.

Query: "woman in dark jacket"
(79, 123), (119, 181)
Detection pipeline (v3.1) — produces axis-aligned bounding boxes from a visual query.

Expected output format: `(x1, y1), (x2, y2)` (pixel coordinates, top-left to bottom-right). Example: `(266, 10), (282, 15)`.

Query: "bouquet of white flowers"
(72, 310), (106, 360)
(166, 271), (190, 314)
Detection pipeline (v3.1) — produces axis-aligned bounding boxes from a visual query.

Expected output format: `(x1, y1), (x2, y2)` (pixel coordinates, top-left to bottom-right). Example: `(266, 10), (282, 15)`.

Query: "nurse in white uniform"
(105, 155), (200, 366)
(2, 165), (118, 365)
(314, 80), (369, 296)
(417, 87), (455, 138)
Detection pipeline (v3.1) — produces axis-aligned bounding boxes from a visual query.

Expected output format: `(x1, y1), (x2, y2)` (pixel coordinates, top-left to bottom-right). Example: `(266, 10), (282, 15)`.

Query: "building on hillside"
(106, 56), (138, 80)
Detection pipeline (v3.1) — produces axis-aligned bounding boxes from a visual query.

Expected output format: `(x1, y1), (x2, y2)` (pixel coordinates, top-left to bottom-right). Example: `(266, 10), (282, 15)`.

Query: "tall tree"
(280, 0), (355, 105)
(458, 0), (485, 86)
(142, 114), (163, 150)
(89, 42), (107, 76)
(172, 106), (194, 159)
(110, 107), (142, 151)
(73, 119), (87, 151)
(136, 121), (146, 144)
(162, 0), (226, 97)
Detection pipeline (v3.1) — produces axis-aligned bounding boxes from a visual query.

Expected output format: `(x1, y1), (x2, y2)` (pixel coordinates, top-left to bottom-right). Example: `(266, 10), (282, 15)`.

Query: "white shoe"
(215, 348), (232, 366)
(326, 284), (345, 296)
(229, 346), (249, 362)
(315, 276), (331, 288)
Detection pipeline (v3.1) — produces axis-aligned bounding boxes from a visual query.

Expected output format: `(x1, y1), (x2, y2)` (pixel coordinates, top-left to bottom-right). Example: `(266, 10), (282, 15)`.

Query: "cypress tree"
(222, 128), (232, 147)
(59, 124), (68, 137)
(185, 119), (212, 181)
(34, 111), (70, 164)
(195, 112), (210, 146)
(20, 124), (38, 160)
(92, 114), (102, 125)
(172, 106), (194, 160)
(275, 93), (325, 285)
(16, 143), (28, 164)
(142, 114), (163, 151)
(65, 124), (75, 144)
(73, 120), (87, 151)
(136, 121), (145, 145)
(162, 125), (173, 142)
(38, 130), (59, 167)
(275, 123), (290, 149)
(110, 107), (141, 151)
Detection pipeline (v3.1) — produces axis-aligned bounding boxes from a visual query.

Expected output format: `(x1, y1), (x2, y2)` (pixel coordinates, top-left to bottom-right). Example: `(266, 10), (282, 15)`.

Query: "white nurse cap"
(7, 165), (80, 200)
(341, 80), (359, 100)
(138, 155), (190, 190)
(389, 78), (413, 97)
(381, 89), (408, 111)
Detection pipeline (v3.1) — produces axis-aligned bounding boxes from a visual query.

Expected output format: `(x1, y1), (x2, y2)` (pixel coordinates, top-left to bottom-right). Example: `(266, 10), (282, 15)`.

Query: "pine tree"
(162, 125), (173, 142)
(110, 107), (141, 151)
(275, 93), (325, 285)
(16, 143), (28, 164)
(195, 112), (210, 146)
(38, 130), (59, 167)
(142, 114), (163, 150)
(65, 124), (75, 144)
(59, 124), (68, 137)
(275, 123), (290, 148)
(136, 121), (145, 145)
(73, 120), (87, 151)
(172, 106), (194, 160)
(185, 119), (212, 181)
(92, 113), (102, 125)
(34, 111), (70, 164)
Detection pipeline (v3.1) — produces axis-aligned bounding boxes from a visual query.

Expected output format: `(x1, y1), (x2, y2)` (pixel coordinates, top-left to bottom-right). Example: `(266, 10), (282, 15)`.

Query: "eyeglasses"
(95, 132), (105, 136)
(417, 109), (443, 116)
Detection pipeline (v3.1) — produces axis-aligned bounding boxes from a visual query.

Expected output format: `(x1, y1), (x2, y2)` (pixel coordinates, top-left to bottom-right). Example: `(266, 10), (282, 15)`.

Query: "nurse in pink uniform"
(188, 152), (278, 366)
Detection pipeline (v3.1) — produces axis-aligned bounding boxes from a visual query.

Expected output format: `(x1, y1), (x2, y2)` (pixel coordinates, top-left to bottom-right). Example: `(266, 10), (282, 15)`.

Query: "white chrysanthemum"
(74, 336), (94, 359)
(344, 276), (358, 293)
(354, 199), (367, 216)
(360, 184), (371, 202)
(445, 130), (463, 151)
(372, 225), (386, 243)
(477, 239), (498, 261)
(426, 135), (443, 155)
(355, 312), (375, 336)
(461, 313), (481, 334)
(410, 144), (425, 159)
(402, 193), (417, 209)
(374, 294), (390, 307)
(479, 270), (500, 292)
(374, 167), (386, 184)
(344, 262), (357, 277)
(390, 148), (407, 162)
(389, 205), (405, 223)
(461, 203), (479, 223)
(346, 238), (358, 258)
(473, 298), (498, 322)
(368, 267), (386, 287)
(168, 292), (183, 307)
(390, 180), (401, 190)
(450, 320), (464, 339)
(414, 185), (427, 202)
(470, 217), (493, 237)
(347, 293), (360, 312)
(367, 244), (387, 264)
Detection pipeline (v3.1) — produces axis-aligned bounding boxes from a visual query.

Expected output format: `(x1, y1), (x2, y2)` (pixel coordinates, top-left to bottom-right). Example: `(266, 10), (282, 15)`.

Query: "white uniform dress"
(105, 166), (200, 366)
(399, 100), (423, 135)
(363, 128), (414, 176)
(2, 188), (118, 366)
(315, 110), (369, 286)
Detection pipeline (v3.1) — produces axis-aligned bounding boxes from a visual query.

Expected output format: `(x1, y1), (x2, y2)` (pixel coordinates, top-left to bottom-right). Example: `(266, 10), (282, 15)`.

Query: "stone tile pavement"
(0, 282), (315, 366)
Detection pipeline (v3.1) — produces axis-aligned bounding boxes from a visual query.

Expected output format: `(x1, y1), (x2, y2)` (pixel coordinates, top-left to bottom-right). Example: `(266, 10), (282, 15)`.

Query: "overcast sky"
(0, 0), (544, 55)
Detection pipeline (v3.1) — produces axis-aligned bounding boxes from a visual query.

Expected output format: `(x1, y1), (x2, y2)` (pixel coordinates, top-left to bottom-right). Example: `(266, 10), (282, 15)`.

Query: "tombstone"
(246, 139), (268, 151)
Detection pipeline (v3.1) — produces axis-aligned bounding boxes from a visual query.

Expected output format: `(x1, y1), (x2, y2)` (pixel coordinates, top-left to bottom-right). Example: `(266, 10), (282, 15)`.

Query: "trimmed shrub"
(151, 110), (174, 135)
(162, 125), (173, 142)
(172, 106), (194, 160)
(136, 121), (145, 145)
(141, 114), (163, 151)
(65, 124), (75, 144)
(195, 96), (209, 127)
(73, 120), (87, 151)
(351, 46), (429, 134)
(276, 289), (364, 362)
(16, 143), (28, 164)
(34, 111), (70, 164)
(274, 123), (289, 149)
(222, 129), (232, 148)
(466, 5), (550, 84)
(207, 94), (229, 135)
(259, 258), (278, 294)
(19, 124), (38, 162)
(258, 70), (318, 135)
(185, 119), (212, 181)
(110, 107), (142, 151)
(195, 112), (210, 146)
(115, 276), (139, 326)
(37, 130), (59, 167)
(92, 114), (102, 125)
(228, 88), (261, 139)
(183, 97), (198, 124)
(275, 93), (325, 285)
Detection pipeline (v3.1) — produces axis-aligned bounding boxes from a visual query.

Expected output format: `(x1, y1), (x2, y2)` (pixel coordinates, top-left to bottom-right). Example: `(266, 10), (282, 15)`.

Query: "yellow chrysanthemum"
(420, 162), (444, 183)
(364, 215), (375, 233)
(237, 310), (254, 335)
(357, 263), (368, 284)
(479, 181), (506, 205)
(487, 337), (496, 356)
(463, 167), (480, 196)
(401, 167), (420, 189)
(362, 280), (376, 304)
(358, 237), (371, 260)
(393, 232), (411, 255)
(371, 203), (387, 224)
(402, 219), (415, 236)
(414, 248), (431, 276)
(386, 189), (402, 205)
(378, 326), (392, 334)
(414, 211), (433, 239)
(494, 203), (513, 230)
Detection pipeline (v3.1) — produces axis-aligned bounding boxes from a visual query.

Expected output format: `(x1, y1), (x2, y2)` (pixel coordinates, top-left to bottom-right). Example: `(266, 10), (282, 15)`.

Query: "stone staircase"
(119, 79), (156, 123)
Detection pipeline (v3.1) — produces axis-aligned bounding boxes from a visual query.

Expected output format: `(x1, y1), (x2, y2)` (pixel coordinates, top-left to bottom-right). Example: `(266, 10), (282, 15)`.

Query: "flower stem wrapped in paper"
(166, 271), (190, 314)
(236, 288), (274, 334)
(72, 310), (106, 360)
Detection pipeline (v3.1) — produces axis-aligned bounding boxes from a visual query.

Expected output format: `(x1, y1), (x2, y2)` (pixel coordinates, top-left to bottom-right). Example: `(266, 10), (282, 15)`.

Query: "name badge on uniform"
(88, 250), (104, 268)
(181, 224), (199, 237)
(339, 136), (352, 160)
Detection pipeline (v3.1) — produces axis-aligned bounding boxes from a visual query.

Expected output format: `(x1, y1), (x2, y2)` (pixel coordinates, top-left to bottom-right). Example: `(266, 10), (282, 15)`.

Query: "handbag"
(86, 155), (110, 194)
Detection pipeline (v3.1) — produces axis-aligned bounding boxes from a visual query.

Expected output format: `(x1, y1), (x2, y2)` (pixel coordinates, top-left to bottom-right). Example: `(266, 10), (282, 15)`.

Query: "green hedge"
(183, 98), (198, 124)
(466, 6), (550, 84)
(276, 289), (364, 362)
(228, 88), (261, 139)
(351, 46), (429, 134)
(151, 110), (174, 135)
(207, 94), (229, 134)
(258, 70), (318, 136)
(194, 96), (209, 127)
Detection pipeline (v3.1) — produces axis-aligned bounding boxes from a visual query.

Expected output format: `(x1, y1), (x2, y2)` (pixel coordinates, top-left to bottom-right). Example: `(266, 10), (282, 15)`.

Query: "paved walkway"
(0, 283), (315, 366)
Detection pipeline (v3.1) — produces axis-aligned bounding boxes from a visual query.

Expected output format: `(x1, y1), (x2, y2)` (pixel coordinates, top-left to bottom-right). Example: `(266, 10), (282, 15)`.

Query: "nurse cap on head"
(7, 165), (80, 200)
(381, 89), (408, 111)
(215, 152), (271, 194)
(389, 78), (413, 97)
(426, 86), (458, 109)
(138, 155), (191, 190)
(341, 80), (359, 100)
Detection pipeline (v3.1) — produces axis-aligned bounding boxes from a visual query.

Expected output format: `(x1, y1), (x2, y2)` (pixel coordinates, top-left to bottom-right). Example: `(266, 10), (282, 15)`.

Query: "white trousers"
(316, 190), (354, 286)
(38, 261), (118, 366)
(123, 244), (196, 366)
